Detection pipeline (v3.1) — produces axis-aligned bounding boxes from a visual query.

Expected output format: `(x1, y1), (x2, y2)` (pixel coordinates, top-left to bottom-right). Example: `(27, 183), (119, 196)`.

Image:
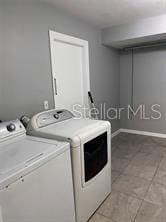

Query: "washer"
(27, 109), (111, 222)
(0, 119), (75, 222)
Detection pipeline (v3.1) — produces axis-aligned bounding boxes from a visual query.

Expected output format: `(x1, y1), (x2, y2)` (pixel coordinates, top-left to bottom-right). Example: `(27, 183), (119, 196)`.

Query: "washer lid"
(0, 138), (47, 174)
(0, 136), (69, 189)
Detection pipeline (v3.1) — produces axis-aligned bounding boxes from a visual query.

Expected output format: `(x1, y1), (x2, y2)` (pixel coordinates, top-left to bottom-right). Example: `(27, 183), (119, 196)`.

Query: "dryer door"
(84, 132), (108, 183)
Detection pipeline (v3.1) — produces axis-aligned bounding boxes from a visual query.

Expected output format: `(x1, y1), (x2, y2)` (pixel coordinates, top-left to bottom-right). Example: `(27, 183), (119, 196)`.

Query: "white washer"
(0, 119), (75, 222)
(27, 109), (111, 222)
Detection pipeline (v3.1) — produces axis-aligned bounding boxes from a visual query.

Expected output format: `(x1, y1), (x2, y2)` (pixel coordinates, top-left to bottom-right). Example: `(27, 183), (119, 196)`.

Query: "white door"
(49, 30), (90, 116)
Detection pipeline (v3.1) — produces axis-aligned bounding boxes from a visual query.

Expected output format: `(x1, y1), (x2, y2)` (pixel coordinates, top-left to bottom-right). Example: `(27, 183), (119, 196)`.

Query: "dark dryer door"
(84, 132), (108, 183)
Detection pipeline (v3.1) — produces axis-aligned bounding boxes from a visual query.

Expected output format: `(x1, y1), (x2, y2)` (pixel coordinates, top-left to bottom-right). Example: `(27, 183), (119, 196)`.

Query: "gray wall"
(120, 46), (166, 134)
(0, 0), (120, 132)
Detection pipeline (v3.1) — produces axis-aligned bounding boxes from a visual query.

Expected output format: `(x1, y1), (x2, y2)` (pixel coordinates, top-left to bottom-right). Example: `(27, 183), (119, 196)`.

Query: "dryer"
(0, 119), (75, 222)
(27, 109), (111, 222)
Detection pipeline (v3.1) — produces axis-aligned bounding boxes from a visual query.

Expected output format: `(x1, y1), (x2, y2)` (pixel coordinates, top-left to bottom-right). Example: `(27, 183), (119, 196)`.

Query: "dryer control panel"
(0, 120), (25, 141)
(35, 109), (74, 128)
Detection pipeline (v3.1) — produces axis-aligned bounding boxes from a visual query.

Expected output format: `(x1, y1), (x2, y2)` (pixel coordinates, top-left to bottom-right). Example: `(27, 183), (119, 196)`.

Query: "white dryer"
(27, 109), (111, 222)
(0, 119), (75, 222)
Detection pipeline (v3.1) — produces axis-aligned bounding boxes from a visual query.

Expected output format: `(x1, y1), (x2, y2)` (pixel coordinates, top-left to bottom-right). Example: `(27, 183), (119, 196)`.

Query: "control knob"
(7, 123), (16, 132)
(54, 114), (59, 119)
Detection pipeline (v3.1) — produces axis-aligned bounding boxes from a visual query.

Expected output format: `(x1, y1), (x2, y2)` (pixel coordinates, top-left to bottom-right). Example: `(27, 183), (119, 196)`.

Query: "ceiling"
(44, 0), (166, 28)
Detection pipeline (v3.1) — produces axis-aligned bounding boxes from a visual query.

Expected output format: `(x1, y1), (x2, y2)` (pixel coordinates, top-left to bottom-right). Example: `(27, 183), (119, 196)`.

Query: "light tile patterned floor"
(89, 133), (166, 222)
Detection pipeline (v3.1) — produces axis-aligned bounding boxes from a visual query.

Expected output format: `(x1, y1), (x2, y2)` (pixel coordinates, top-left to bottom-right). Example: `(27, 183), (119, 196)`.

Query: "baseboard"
(120, 128), (166, 138)
(111, 128), (166, 139)
(111, 129), (121, 138)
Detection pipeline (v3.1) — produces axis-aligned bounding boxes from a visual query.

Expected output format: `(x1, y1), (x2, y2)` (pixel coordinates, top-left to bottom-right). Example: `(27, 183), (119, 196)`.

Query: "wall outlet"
(44, 101), (49, 110)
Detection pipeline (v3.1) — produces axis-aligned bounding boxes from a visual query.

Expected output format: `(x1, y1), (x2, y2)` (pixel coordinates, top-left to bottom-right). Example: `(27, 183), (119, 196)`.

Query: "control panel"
(36, 109), (74, 128)
(0, 120), (26, 140)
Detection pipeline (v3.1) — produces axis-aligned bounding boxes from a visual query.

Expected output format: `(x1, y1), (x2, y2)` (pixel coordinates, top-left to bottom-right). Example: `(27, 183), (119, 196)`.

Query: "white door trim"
(49, 30), (90, 109)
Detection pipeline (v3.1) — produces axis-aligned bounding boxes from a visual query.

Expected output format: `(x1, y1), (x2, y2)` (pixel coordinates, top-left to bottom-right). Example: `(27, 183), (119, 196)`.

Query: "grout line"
(133, 155), (165, 221)
(113, 189), (145, 202)
(133, 172), (158, 221)
(111, 185), (147, 202)
(111, 170), (122, 185)
(133, 173), (154, 222)
(133, 150), (163, 221)
(111, 133), (166, 221)
(112, 142), (154, 221)
(133, 169), (154, 221)
(112, 144), (144, 179)
(97, 212), (117, 222)
(97, 189), (145, 222)
(133, 198), (144, 222)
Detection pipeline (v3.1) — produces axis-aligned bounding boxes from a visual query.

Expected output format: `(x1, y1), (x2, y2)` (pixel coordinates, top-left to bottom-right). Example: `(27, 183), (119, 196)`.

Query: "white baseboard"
(120, 128), (166, 138)
(111, 129), (121, 138)
(111, 128), (166, 139)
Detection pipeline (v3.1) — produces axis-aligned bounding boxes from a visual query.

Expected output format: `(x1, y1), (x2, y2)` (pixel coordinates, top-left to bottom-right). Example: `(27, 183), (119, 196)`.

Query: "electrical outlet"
(44, 101), (49, 110)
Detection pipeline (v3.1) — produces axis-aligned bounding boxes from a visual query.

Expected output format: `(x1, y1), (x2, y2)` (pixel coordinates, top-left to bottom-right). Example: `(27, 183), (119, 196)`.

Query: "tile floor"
(89, 133), (166, 222)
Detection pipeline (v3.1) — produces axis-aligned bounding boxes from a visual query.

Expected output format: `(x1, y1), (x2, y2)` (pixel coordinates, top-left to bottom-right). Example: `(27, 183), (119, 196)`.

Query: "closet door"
(49, 31), (90, 115)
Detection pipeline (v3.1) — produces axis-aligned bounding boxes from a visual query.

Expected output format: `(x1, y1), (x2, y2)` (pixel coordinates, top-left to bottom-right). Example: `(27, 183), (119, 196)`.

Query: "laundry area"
(0, 1), (166, 222)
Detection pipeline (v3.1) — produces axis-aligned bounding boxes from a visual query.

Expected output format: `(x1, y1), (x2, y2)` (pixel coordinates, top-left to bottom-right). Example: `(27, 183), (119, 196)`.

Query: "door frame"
(49, 30), (91, 110)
